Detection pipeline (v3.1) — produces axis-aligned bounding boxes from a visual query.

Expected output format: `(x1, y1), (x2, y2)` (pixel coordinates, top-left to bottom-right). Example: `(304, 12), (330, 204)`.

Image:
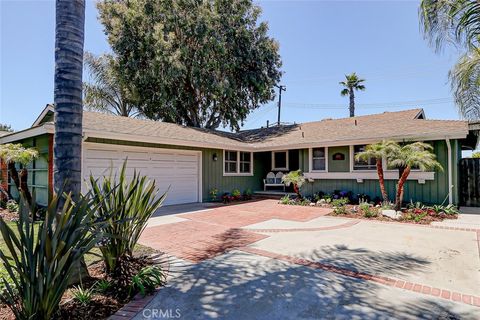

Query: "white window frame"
(271, 150), (289, 171)
(223, 150), (254, 176)
(351, 144), (377, 171)
(309, 147), (328, 172)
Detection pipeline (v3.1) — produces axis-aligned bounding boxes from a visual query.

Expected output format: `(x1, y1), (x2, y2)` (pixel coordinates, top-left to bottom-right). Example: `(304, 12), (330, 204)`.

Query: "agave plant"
(0, 193), (103, 319)
(88, 161), (166, 274)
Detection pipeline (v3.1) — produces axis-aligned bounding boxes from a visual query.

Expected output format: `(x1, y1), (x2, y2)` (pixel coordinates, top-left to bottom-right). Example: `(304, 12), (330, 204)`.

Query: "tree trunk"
(54, 0), (88, 282)
(349, 88), (355, 117)
(19, 168), (33, 209)
(376, 159), (388, 202)
(395, 166), (411, 211)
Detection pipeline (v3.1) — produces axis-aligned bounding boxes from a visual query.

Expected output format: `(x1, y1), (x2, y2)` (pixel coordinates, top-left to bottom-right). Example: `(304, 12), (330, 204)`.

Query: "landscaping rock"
(309, 202), (316, 206)
(381, 209), (402, 220)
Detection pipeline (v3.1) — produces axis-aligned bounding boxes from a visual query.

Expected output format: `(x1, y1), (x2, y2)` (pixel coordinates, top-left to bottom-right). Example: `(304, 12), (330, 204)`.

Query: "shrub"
(6, 199), (18, 213)
(280, 195), (291, 205)
(94, 279), (112, 293)
(243, 189), (253, 200)
(381, 201), (394, 210)
(130, 266), (166, 297)
(232, 189), (242, 200)
(360, 202), (376, 218)
(0, 194), (103, 319)
(88, 162), (166, 274)
(209, 188), (218, 201)
(72, 285), (95, 306)
(332, 198), (349, 214)
(443, 204), (460, 215)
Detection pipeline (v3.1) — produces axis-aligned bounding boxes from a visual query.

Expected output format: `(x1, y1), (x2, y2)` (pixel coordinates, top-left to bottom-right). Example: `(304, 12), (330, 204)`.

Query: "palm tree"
(355, 141), (390, 202)
(83, 52), (140, 117)
(339, 73), (366, 117)
(54, 0), (88, 281)
(387, 142), (443, 210)
(420, 0), (480, 119)
(449, 48), (480, 120)
(54, 0), (85, 198)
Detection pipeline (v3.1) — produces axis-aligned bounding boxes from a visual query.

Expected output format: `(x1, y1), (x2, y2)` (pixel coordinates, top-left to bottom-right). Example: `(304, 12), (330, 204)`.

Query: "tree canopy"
(0, 123), (13, 132)
(97, 0), (282, 131)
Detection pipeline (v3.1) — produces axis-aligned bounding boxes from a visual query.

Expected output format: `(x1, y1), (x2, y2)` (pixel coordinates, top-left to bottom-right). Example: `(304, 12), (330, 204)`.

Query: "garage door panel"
(84, 144), (200, 206)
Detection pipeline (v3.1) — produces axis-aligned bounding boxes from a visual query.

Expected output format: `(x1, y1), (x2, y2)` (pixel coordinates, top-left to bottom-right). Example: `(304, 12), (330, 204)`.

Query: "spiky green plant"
(0, 194), (103, 319)
(129, 266), (166, 297)
(88, 161), (166, 274)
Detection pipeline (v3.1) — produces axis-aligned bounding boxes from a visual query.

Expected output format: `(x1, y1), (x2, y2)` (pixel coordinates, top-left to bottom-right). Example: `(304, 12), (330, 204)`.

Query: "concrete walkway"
(132, 200), (480, 319)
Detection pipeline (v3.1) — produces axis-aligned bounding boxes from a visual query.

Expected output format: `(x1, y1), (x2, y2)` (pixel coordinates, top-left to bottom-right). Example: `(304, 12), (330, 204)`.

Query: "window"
(240, 152), (251, 173)
(353, 145), (376, 170)
(311, 147), (326, 171)
(224, 150), (238, 173)
(272, 151), (289, 170)
(223, 150), (253, 175)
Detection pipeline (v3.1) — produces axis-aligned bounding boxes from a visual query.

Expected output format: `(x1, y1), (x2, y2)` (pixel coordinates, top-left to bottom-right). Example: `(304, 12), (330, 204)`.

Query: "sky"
(0, 0), (464, 132)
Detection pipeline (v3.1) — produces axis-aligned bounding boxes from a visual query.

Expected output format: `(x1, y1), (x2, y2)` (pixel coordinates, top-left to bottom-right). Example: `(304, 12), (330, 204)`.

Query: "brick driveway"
(140, 199), (331, 262)
(131, 200), (480, 319)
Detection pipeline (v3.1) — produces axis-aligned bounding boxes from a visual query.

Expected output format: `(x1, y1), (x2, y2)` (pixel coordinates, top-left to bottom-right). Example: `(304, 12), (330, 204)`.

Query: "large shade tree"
(420, 0), (480, 119)
(97, 0), (282, 131)
(339, 73), (365, 117)
(84, 52), (140, 117)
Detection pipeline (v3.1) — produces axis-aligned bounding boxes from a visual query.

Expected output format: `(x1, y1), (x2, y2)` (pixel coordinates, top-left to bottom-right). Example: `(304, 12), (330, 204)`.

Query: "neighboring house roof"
(0, 105), (470, 151)
(0, 131), (11, 137)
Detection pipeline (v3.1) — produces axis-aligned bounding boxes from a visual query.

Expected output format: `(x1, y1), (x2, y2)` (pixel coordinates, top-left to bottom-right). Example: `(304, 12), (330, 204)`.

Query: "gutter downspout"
(446, 138), (453, 205)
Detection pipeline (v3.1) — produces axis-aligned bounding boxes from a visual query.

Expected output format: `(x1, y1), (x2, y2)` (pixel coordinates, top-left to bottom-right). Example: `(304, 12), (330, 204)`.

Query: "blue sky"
(0, 0), (463, 132)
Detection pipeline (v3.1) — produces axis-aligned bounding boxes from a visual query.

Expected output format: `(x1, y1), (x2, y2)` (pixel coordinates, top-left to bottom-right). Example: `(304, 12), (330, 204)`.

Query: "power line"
(283, 98), (453, 109)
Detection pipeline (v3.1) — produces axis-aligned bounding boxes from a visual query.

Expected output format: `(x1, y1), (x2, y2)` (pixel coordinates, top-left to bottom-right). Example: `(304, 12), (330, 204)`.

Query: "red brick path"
(139, 200), (331, 262)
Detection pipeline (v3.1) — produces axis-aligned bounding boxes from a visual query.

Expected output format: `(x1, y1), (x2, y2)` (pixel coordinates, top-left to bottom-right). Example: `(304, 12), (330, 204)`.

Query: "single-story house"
(0, 104), (478, 206)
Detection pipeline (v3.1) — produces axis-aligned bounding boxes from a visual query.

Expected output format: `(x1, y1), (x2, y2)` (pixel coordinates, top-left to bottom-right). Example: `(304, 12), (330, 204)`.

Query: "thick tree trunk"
(349, 88), (355, 117)
(376, 159), (388, 202)
(54, 0), (88, 282)
(395, 166), (411, 211)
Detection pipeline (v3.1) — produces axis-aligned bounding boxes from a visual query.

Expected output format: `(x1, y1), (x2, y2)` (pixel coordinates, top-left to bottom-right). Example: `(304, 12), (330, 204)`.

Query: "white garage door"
(83, 143), (201, 206)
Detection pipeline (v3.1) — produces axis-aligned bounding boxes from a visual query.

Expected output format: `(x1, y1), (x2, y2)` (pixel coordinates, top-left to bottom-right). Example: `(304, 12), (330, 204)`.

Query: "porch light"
(213, 153), (218, 161)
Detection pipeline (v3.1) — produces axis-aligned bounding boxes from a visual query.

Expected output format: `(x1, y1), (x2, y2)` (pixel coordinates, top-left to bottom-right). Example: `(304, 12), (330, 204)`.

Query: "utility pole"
(276, 85), (286, 125)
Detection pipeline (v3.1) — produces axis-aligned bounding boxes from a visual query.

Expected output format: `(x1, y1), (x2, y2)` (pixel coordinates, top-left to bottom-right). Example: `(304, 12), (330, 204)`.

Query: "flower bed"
(279, 193), (459, 224)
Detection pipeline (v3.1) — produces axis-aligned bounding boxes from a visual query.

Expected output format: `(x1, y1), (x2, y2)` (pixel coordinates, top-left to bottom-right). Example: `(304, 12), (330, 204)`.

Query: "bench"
(263, 171), (285, 191)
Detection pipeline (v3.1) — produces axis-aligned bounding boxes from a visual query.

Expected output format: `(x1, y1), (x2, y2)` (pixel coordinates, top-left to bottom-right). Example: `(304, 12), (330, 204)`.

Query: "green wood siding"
(328, 146), (350, 172)
(8, 134), (50, 206)
(299, 140), (460, 205)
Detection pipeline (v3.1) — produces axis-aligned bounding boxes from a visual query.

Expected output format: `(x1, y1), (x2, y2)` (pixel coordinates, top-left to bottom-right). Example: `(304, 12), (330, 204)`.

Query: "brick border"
(244, 220), (359, 233)
(109, 289), (159, 320)
(239, 246), (480, 308)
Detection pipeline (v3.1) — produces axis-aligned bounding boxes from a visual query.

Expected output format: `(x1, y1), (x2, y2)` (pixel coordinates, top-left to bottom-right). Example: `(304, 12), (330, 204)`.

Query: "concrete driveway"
(133, 200), (480, 319)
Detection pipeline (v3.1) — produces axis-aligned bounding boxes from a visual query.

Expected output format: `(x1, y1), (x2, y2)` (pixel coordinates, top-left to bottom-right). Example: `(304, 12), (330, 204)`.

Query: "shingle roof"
(80, 108), (469, 150)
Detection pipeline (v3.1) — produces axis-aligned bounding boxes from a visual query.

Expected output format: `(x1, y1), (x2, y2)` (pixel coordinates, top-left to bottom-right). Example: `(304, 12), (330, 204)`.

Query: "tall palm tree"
(420, 0), (480, 119)
(83, 52), (140, 117)
(387, 142), (443, 210)
(54, 0), (85, 198)
(339, 73), (366, 117)
(355, 141), (390, 202)
(54, 0), (88, 281)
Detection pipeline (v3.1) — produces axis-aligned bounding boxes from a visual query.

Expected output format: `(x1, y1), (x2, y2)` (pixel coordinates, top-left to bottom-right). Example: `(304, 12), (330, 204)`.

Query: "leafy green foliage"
(232, 189), (241, 198)
(209, 188), (218, 201)
(332, 198), (349, 214)
(281, 170), (306, 198)
(0, 143), (38, 166)
(280, 195), (291, 205)
(94, 279), (112, 293)
(83, 52), (140, 117)
(97, 0), (282, 131)
(130, 266), (166, 297)
(6, 200), (18, 213)
(72, 285), (95, 306)
(88, 162), (166, 274)
(0, 194), (103, 319)
(359, 201), (376, 218)
(473, 151), (480, 158)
